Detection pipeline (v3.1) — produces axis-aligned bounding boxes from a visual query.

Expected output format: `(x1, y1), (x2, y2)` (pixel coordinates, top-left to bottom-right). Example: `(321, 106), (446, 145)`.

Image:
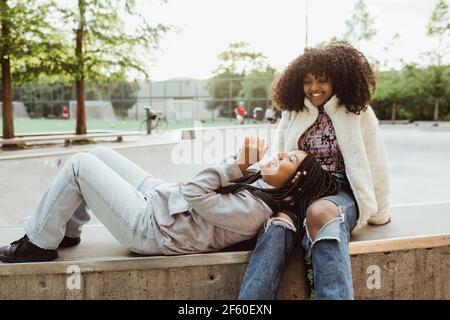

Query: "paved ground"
(381, 125), (450, 205)
(1, 123), (449, 228)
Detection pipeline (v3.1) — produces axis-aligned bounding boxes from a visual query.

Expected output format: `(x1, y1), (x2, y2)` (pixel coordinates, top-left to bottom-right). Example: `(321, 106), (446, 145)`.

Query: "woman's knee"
(69, 152), (97, 174)
(305, 200), (340, 240)
(89, 146), (112, 158)
(267, 212), (296, 231)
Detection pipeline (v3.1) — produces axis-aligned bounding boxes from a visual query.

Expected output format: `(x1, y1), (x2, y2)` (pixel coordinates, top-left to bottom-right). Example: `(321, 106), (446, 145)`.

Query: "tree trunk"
(433, 98), (440, 122)
(75, 0), (86, 135)
(391, 98), (397, 122)
(1, 52), (14, 139)
(1, 0), (14, 139)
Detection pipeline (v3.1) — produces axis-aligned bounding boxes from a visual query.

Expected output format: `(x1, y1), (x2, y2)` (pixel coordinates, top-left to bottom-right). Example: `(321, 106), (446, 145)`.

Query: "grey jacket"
(148, 156), (273, 255)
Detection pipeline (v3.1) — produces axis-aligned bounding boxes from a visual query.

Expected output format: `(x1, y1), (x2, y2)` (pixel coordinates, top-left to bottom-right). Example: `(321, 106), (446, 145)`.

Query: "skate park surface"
(1, 123), (449, 226)
(0, 123), (449, 299)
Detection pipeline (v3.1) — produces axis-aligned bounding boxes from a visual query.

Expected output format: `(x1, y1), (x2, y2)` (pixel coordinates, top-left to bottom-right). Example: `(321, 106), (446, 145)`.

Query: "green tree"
(213, 42), (268, 75)
(425, 0), (450, 121)
(240, 67), (276, 116)
(208, 42), (274, 117)
(344, 0), (377, 43)
(57, 0), (170, 134)
(12, 80), (140, 119)
(208, 72), (243, 118)
(410, 65), (450, 121)
(371, 64), (450, 121)
(0, 0), (61, 139)
(372, 68), (418, 121)
(343, 0), (381, 67)
(105, 81), (140, 118)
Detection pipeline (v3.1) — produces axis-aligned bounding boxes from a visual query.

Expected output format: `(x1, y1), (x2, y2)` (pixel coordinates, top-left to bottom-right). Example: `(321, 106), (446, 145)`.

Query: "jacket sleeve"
(273, 111), (290, 153)
(180, 158), (272, 235)
(362, 106), (391, 225)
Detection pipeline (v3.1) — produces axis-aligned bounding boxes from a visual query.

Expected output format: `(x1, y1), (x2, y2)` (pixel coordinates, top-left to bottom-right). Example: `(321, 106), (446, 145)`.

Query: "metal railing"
(5, 77), (275, 122)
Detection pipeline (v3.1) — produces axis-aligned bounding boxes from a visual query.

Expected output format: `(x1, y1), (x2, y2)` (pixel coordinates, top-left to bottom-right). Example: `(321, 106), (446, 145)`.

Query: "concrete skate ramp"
(0, 142), (204, 227)
(382, 127), (450, 205)
(0, 125), (276, 227)
(0, 125), (449, 227)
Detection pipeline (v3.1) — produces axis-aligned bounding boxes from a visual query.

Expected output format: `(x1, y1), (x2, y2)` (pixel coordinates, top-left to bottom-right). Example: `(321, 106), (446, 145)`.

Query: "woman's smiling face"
(303, 73), (333, 108)
(260, 150), (308, 188)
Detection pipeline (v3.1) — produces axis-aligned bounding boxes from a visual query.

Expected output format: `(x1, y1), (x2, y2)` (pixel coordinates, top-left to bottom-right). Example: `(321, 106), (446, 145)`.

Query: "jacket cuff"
(367, 213), (391, 225)
(221, 157), (244, 181)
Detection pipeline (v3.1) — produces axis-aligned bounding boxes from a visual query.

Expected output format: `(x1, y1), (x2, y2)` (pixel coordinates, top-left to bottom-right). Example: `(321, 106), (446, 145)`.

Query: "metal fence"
(7, 77), (275, 122)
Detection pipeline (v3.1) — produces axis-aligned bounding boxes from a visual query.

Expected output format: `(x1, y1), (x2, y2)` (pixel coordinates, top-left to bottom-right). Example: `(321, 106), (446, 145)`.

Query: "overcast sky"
(136, 0), (445, 81)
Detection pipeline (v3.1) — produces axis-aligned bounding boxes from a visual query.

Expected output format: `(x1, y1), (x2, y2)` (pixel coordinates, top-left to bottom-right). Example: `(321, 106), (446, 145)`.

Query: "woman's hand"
(236, 136), (269, 173)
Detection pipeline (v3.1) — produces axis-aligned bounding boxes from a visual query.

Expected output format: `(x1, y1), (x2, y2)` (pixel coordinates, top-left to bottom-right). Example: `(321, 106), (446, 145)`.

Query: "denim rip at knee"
(263, 216), (297, 233)
(302, 199), (354, 257)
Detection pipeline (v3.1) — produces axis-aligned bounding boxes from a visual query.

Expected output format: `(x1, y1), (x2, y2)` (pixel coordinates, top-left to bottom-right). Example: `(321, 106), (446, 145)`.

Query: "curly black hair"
(271, 41), (376, 114)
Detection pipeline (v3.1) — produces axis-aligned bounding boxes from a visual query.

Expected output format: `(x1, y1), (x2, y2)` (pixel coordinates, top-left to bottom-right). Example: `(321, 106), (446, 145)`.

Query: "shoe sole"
(58, 239), (81, 249)
(0, 252), (58, 263)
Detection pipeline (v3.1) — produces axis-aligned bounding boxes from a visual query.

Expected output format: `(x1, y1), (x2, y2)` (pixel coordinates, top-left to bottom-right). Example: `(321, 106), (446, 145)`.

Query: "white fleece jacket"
(275, 95), (391, 229)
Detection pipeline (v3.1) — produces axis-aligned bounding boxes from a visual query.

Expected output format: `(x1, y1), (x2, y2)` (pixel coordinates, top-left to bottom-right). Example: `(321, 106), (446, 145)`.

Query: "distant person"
(253, 107), (264, 122)
(235, 101), (247, 125)
(239, 41), (390, 300)
(264, 106), (276, 123)
(62, 106), (69, 120)
(0, 138), (340, 263)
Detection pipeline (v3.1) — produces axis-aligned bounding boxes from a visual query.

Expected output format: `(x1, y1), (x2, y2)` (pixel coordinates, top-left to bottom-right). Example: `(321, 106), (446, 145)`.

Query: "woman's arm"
(181, 137), (271, 235)
(362, 106), (391, 225)
(180, 159), (271, 235)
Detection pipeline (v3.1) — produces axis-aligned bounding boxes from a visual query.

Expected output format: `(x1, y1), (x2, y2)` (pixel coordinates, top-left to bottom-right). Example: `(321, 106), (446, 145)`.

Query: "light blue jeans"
(24, 146), (162, 255)
(239, 185), (358, 300)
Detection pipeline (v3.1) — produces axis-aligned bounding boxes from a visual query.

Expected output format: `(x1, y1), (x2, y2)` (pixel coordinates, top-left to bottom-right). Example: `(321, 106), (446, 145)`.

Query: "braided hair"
(215, 154), (340, 228)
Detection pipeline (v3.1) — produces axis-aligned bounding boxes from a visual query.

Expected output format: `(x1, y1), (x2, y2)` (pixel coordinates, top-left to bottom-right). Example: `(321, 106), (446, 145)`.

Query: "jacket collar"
(284, 95), (342, 153)
(304, 94), (340, 116)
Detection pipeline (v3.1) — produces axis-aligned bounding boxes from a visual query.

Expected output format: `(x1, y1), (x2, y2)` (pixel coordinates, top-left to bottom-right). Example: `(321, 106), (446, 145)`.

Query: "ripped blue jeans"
(239, 185), (358, 300)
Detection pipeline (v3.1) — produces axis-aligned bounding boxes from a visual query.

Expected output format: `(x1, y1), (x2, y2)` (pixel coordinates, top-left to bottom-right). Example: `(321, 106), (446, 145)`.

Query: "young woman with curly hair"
(239, 41), (391, 300)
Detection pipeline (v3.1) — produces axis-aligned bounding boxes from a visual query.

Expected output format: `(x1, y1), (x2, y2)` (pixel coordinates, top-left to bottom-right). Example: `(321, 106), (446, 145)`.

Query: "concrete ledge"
(350, 233), (450, 255)
(0, 251), (252, 276)
(1, 202), (450, 299)
(0, 132), (143, 147)
(380, 120), (410, 124)
(0, 225), (263, 299)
